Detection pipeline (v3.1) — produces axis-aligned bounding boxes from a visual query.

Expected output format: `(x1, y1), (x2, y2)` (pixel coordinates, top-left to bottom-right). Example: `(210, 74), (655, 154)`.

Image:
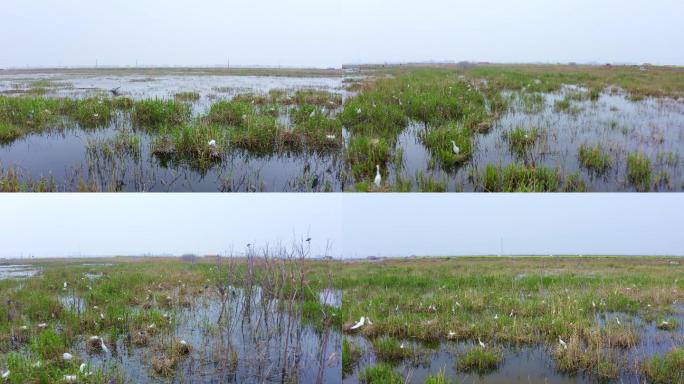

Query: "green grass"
(424, 371), (452, 384)
(478, 164), (560, 192)
(0, 123), (22, 144)
(290, 105), (343, 149)
(152, 123), (225, 171)
(518, 92), (545, 114)
(420, 124), (473, 169)
(641, 348), (684, 383)
(346, 136), (393, 181)
(340, 256), (684, 381)
(132, 99), (190, 128)
(627, 152), (652, 191)
(578, 144), (612, 174)
(416, 171), (447, 192)
(503, 127), (540, 158)
(456, 347), (503, 374)
(205, 100), (254, 127)
(292, 89), (342, 106)
(71, 97), (113, 128)
(372, 336), (412, 362)
(342, 337), (362, 376)
(358, 363), (403, 384)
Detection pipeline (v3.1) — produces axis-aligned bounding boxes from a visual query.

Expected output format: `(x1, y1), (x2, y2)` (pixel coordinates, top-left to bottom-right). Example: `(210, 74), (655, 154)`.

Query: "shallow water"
(0, 264), (38, 279)
(1, 72), (683, 191)
(62, 286), (341, 383)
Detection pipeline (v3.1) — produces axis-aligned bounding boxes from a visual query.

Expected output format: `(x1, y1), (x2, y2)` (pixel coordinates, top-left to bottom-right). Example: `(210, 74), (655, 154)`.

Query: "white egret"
(447, 331), (456, 338)
(63, 282), (67, 290)
(615, 317), (621, 325)
(79, 363), (87, 373)
(451, 140), (460, 155)
(309, 109), (316, 118)
(478, 338), (486, 348)
(374, 165), (381, 187)
(400, 342), (406, 349)
(325, 134), (336, 140)
(494, 314), (499, 320)
(356, 108), (362, 114)
(63, 375), (77, 383)
(559, 336), (567, 349)
(208, 139), (216, 147)
(63, 352), (73, 361)
(37, 323), (48, 329)
(350, 317), (366, 330)
(1, 370), (9, 379)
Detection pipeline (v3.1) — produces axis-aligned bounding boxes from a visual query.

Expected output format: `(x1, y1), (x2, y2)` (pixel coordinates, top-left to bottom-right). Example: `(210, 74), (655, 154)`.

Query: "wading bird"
(374, 165), (381, 187)
(451, 140), (460, 155)
(208, 139), (216, 147)
(478, 338), (486, 348)
(1, 371), (9, 379)
(63, 352), (73, 361)
(350, 317), (366, 330)
(559, 336), (567, 349)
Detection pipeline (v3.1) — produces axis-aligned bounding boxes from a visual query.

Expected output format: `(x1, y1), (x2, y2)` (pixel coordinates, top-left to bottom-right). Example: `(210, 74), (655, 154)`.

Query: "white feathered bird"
(451, 140), (460, 155)
(374, 165), (381, 187)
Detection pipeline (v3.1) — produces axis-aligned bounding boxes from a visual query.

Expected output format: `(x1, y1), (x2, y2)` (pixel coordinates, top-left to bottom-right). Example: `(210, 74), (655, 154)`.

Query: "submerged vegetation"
(578, 143), (612, 174)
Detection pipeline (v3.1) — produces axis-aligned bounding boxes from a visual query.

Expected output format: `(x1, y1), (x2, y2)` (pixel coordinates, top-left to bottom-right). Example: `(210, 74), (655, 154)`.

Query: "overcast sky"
(1, 194), (682, 259)
(1, 0), (683, 68)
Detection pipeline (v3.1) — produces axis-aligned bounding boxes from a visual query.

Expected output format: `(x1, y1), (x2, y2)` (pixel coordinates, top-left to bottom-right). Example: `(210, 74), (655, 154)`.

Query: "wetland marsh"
(1, 65), (682, 192)
(340, 256), (684, 383)
(0, 250), (341, 383)
(2, 256), (683, 383)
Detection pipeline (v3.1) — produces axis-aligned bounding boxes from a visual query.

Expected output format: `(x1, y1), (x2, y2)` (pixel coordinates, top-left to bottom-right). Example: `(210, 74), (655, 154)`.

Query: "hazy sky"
(1, 194), (682, 259)
(1, 0), (683, 68)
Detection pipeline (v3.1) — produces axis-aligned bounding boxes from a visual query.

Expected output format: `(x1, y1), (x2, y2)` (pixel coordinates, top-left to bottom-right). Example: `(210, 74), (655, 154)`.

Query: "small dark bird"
(109, 87), (121, 96)
(306, 237), (311, 242)
(311, 175), (319, 190)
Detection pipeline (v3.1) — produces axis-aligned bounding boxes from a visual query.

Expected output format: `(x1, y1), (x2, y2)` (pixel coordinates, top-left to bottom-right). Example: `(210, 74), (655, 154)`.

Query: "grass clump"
(205, 100), (253, 127)
(416, 171), (447, 192)
(229, 115), (281, 153)
(420, 124), (473, 169)
(293, 89), (342, 106)
(478, 163), (561, 192)
(345, 136), (392, 181)
(152, 124), (225, 170)
(518, 92), (545, 113)
(456, 347), (503, 374)
(291, 105), (343, 149)
(641, 348), (684, 383)
(424, 371), (452, 384)
(372, 336), (411, 362)
(503, 127), (539, 158)
(342, 337), (362, 376)
(578, 144), (612, 174)
(358, 363), (403, 384)
(627, 152), (652, 191)
(132, 99), (190, 128)
(0, 123), (22, 144)
(174, 91), (201, 102)
(0, 96), (64, 127)
(71, 97), (113, 128)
